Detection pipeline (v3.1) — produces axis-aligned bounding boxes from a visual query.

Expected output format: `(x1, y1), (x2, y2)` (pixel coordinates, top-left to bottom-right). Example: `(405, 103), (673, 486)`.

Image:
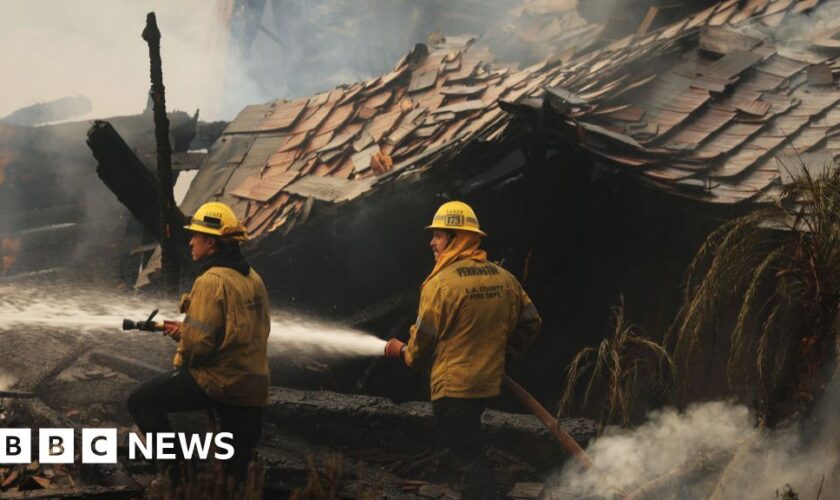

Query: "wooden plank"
(230, 172), (297, 202)
(278, 132), (308, 152)
(0, 485), (138, 499)
(636, 6), (659, 36)
(737, 99), (772, 116)
(407, 68), (438, 93)
(431, 100), (485, 115)
(700, 26), (762, 55)
(284, 175), (376, 202)
(440, 84), (487, 97)
(351, 145), (380, 174)
(366, 110), (403, 142)
(365, 90), (392, 109)
(606, 105), (646, 122)
(702, 50), (763, 80)
(807, 63), (834, 86)
(258, 98), (308, 131)
(318, 104), (355, 134)
(291, 105), (332, 135)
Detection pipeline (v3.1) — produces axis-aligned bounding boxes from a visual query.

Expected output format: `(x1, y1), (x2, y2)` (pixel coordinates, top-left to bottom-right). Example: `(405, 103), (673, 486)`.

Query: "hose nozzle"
(122, 309), (164, 332)
(384, 338), (406, 359)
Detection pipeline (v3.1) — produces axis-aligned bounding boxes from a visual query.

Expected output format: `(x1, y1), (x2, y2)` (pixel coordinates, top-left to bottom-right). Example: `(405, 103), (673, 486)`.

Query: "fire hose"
(384, 338), (593, 469)
(502, 375), (593, 470)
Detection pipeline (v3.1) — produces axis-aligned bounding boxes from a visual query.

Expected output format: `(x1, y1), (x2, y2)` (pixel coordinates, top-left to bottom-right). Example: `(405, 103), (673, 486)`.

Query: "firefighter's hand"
(384, 338), (406, 360)
(162, 320), (182, 341)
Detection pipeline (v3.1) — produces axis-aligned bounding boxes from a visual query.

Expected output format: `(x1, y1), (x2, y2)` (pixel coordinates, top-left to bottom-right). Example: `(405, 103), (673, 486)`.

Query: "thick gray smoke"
(555, 402), (756, 497)
(1, 1), (239, 120)
(1, 1), (523, 122)
(553, 396), (840, 498)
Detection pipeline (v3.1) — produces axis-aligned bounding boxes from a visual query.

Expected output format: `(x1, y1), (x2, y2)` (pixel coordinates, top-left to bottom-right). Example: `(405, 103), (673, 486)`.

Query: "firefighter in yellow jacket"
(127, 201), (270, 483)
(385, 201), (542, 499)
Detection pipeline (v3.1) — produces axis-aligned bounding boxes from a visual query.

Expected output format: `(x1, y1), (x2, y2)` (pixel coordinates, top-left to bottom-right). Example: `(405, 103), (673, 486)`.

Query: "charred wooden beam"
(266, 387), (597, 468)
(86, 121), (188, 251)
(0, 485), (138, 499)
(142, 12), (179, 293)
(0, 390), (35, 399)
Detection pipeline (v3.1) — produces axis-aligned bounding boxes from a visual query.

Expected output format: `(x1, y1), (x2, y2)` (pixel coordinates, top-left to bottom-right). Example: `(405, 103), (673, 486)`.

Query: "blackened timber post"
(518, 98), (551, 283)
(142, 12), (179, 293)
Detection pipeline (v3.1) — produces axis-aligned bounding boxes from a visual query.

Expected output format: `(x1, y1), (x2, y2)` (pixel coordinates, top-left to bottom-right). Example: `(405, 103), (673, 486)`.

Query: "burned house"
(0, 110), (206, 282)
(102, 0), (840, 408)
(2, 1), (840, 498)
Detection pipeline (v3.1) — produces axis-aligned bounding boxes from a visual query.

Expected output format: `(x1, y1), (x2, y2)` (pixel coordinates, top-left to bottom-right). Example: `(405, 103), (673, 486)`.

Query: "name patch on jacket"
(466, 285), (503, 300)
(456, 265), (500, 278)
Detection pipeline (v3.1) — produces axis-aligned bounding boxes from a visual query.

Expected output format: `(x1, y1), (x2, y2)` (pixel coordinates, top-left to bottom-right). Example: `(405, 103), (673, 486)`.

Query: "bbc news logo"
(0, 429), (234, 464)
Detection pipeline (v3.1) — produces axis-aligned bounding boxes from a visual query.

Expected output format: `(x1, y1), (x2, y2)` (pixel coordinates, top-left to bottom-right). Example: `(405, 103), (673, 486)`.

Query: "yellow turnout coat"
(174, 266), (271, 406)
(404, 233), (541, 400)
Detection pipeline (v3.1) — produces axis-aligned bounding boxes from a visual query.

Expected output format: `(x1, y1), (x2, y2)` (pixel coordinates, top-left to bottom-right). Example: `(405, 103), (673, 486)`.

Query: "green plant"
(559, 297), (674, 429)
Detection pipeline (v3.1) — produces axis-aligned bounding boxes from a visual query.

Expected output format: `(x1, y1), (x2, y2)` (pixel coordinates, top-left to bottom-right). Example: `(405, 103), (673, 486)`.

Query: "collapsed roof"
(180, 0), (839, 249)
(179, 35), (539, 242)
(504, 0), (840, 203)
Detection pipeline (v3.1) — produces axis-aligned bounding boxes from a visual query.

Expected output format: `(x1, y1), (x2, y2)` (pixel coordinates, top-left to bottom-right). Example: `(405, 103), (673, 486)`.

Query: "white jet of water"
(0, 284), (386, 359)
(268, 313), (386, 358)
(0, 283), (176, 331)
(0, 372), (18, 391)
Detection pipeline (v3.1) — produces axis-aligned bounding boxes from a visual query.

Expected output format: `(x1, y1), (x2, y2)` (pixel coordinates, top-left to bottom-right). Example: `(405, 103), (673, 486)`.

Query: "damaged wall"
(0, 112), (196, 282)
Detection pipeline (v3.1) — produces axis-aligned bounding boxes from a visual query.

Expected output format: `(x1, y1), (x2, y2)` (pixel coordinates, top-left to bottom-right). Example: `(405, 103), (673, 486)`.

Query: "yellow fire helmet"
(426, 201), (487, 237)
(183, 201), (248, 241)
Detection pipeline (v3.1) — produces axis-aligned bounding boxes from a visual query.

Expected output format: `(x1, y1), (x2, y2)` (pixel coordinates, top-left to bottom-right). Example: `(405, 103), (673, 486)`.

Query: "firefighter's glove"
(384, 338), (406, 360)
(162, 320), (182, 342)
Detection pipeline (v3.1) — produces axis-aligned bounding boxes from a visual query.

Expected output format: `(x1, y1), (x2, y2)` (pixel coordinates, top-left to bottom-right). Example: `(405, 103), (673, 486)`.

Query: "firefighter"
(127, 201), (270, 484)
(384, 201), (542, 499)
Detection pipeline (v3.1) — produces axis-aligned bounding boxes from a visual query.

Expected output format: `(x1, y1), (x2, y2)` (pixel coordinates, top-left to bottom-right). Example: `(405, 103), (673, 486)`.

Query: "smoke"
(553, 391), (840, 498)
(1, 1), (535, 123)
(555, 402), (757, 497)
(0, 0), (247, 121)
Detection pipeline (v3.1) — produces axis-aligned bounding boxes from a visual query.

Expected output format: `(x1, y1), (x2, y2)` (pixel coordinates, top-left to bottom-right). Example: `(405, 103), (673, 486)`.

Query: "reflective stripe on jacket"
(404, 259), (542, 400)
(173, 267), (271, 406)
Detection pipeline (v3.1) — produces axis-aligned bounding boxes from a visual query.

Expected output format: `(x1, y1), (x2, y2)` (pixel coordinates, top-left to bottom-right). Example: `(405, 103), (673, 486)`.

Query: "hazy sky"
(0, 0), (256, 122)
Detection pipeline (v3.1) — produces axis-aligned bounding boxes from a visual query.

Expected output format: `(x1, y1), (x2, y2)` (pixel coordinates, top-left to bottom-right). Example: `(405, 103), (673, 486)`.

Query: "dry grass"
(669, 167), (840, 421)
(559, 297), (674, 429)
(146, 459), (264, 500)
(291, 455), (345, 500)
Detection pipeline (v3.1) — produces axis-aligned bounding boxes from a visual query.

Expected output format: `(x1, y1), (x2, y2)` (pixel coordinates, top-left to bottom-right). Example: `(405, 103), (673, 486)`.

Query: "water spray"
(1, 284), (385, 360)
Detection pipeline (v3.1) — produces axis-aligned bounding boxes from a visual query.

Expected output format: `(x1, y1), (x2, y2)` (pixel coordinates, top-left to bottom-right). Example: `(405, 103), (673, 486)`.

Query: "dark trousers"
(126, 369), (262, 483)
(432, 398), (495, 500)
